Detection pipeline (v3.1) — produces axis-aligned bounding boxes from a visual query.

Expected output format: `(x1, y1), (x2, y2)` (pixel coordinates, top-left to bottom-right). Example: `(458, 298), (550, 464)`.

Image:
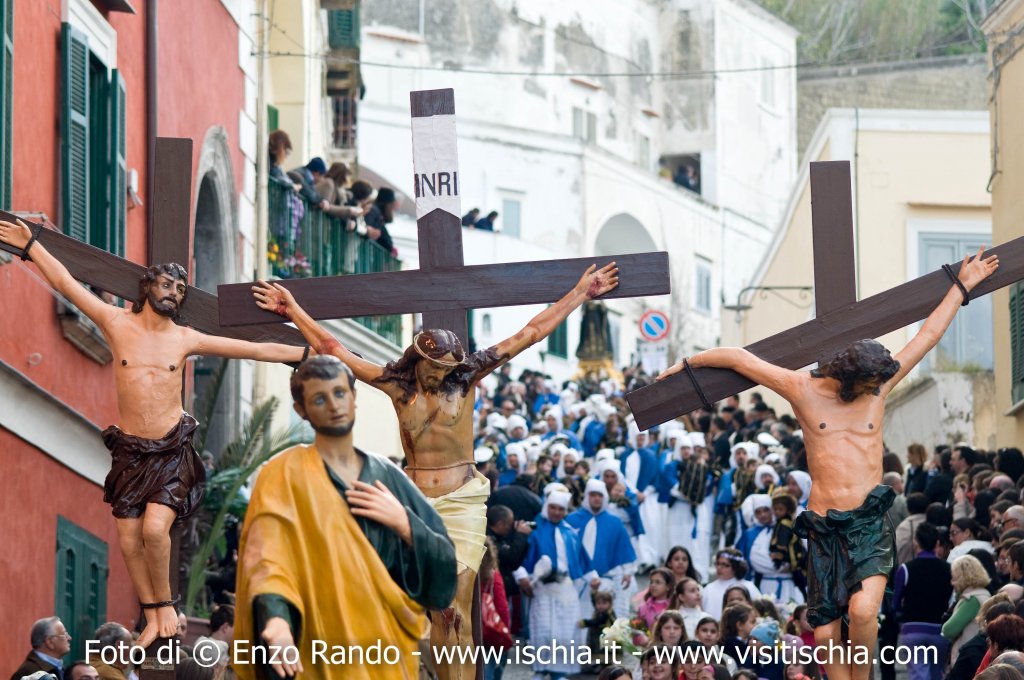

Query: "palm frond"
(193, 358), (229, 455)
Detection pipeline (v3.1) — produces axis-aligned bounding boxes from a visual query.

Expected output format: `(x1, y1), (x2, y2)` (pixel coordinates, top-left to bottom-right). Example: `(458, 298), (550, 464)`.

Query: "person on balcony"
(364, 186), (398, 256)
(320, 162), (364, 227)
(288, 156), (331, 212)
(475, 210), (499, 232)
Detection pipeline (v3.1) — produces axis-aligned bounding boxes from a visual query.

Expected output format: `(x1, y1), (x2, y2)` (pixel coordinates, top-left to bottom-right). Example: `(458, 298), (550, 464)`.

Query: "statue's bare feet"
(157, 605), (179, 638)
(136, 619), (160, 649)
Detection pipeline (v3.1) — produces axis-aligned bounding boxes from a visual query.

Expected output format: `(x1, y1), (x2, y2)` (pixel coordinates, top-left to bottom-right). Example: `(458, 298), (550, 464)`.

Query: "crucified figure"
(0, 219), (307, 649)
(252, 261), (619, 680)
(657, 247), (998, 680)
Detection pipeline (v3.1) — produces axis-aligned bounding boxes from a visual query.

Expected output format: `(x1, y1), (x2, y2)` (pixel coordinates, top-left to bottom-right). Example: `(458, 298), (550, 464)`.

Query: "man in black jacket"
(10, 617), (70, 680)
(893, 524), (953, 680)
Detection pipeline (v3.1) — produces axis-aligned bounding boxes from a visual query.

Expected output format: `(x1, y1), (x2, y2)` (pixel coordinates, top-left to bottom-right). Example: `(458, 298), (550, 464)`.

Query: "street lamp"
(722, 285), (814, 313)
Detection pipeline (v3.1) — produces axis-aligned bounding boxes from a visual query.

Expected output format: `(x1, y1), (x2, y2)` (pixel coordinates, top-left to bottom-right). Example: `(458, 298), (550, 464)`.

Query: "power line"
(261, 37), (985, 81)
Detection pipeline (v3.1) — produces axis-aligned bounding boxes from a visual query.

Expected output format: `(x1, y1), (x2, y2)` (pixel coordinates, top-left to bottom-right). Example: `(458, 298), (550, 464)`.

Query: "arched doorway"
(594, 212), (659, 256)
(191, 128), (239, 459)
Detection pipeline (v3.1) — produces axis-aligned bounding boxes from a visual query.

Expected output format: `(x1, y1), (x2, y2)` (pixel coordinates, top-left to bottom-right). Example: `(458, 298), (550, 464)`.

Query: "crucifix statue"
(0, 138), (309, 651)
(628, 161), (1014, 680)
(218, 88), (670, 680)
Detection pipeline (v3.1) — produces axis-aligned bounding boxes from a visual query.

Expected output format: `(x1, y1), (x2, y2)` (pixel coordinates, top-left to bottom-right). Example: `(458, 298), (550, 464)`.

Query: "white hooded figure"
(743, 494), (804, 605)
(591, 458), (642, 555)
(689, 430), (717, 583)
(755, 463), (781, 491)
(622, 423), (663, 568)
(568, 478), (638, 618)
(665, 439), (697, 570)
(512, 490), (597, 679)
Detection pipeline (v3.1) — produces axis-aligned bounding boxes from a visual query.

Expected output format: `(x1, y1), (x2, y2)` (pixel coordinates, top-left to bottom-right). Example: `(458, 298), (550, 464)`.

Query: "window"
(572, 106), (596, 144)
(328, 9), (360, 49)
(695, 257), (712, 314)
(500, 197), (521, 238)
(61, 23), (126, 255)
(919, 232), (993, 371)
(548, 315), (568, 359)
(55, 516), (108, 661)
(0, 0), (12, 209)
(1011, 283), (1024, 404)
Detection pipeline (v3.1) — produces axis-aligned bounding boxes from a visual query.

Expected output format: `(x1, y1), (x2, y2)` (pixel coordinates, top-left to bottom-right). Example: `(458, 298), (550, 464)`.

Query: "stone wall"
(797, 54), (988, 158)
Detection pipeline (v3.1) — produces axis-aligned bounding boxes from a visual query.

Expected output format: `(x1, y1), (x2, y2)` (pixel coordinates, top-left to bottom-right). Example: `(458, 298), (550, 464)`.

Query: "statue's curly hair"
(373, 333), (504, 404)
(811, 339), (900, 402)
(132, 263), (188, 317)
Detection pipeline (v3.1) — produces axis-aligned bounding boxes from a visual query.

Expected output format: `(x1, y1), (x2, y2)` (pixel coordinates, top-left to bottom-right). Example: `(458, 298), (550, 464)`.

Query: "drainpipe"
(146, 0), (157, 257)
(253, 0), (270, 407)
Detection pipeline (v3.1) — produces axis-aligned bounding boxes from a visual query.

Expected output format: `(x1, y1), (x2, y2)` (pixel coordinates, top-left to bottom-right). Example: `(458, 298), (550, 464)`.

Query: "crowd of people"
(15, 359), (1024, 680)
(268, 128), (399, 260)
(473, 364), (1024, 680)
(11, 608), (235, 680)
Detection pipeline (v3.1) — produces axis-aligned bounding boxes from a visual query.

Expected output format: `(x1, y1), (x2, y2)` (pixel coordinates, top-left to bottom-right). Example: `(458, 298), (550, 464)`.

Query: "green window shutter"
(1012, 283), (1024, 405)
(108, 69), (126, 256)
(1, 0), (13, 210)
(328, 9), (360, 49)
(55, 516), (108, 663)
(267, 103), (279, 132)
(548, 316), (568, 359)
(61, 23), (89, 243)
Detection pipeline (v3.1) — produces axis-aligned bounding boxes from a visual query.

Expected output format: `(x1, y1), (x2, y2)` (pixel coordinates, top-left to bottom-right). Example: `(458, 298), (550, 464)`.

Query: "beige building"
(723, 108), (994, 454)
(254, 0), (406, 458)
(984, 1), (1024, 448)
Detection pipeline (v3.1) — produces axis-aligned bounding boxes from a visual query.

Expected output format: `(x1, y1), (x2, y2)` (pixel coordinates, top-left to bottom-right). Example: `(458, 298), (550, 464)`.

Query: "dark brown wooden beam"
(216, 251), (671, 325)
(150, 138), (193, 271)
(411, 88), (456, 117)
(0, 211), (307, 347)
(418, 210), (468, 343)
(625, 235), (1024, 430)
(810, 161), (857, 317)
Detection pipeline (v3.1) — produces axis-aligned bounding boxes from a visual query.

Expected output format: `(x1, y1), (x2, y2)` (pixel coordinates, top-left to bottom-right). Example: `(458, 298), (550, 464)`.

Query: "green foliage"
(183, 397), (306, 616)
(754, 0), (988, 65)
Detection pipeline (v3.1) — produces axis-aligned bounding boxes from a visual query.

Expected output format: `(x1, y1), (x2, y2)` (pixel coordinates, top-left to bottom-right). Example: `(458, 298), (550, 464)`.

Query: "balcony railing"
(268, 179), (403, 345)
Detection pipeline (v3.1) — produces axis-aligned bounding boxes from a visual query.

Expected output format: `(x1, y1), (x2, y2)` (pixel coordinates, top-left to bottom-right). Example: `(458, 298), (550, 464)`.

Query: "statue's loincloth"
(102, 413), (206, 519)
(423, 469), (490, 576)
(794, 484), (895, 628)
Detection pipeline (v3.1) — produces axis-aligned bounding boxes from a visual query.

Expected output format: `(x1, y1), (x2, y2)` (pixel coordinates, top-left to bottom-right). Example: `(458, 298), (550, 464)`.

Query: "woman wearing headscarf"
(515, 490), (597, 679)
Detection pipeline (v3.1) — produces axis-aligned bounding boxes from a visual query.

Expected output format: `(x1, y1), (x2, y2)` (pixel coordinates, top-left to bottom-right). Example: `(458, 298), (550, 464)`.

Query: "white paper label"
(411, 114), (461, 220)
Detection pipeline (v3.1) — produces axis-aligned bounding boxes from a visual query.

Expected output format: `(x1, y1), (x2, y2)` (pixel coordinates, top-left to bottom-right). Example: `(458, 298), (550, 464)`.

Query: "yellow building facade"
(724, 108), (994, 451)
(984, 1), (1024, 447)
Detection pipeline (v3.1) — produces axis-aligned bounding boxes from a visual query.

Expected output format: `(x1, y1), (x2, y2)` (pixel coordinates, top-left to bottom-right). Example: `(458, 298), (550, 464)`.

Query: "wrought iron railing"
(268, 179), (402, 345)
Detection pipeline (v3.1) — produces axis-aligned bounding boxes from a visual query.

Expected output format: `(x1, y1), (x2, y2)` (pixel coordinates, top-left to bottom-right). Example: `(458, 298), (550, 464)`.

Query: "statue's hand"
(260, 617), (303, 678)
(252, 280), (297, 318)
(575, 262), (619, 300)
(346, 480), (412, 544)
(957, 245), (999, 291)
(0, 219), (32, 249)
(657, 360), (686, 381)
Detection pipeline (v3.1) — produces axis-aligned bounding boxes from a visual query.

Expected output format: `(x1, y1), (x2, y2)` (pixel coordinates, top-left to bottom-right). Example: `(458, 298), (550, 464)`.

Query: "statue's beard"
(148, 290), (180, 319)
(311, 421), (354, 437)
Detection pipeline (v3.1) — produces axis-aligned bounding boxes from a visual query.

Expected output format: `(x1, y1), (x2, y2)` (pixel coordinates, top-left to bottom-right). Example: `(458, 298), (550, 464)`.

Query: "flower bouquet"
(601, 616), (646, 670)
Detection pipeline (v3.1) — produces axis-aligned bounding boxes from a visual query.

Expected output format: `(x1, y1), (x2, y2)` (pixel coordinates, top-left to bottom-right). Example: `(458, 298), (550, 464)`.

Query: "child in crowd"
(580, 590), (616, 669)
(651, 610), (688, 647)
(638, 568), (675, 630)
(672, 577), (711, 638)
(720, 604), (757, 671)
(769, 492), (807, 597)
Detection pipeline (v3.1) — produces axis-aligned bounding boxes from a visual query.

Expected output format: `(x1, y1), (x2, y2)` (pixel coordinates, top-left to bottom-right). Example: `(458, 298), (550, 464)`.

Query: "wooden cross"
(215, 89), (671, 345)
(0, 137), (306, 675)
(0, 138), (306, 347)
(625, 160), (1024, 430)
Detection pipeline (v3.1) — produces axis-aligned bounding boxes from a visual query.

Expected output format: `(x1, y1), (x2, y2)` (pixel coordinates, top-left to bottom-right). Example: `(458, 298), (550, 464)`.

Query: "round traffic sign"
(639, 310), (670, 342)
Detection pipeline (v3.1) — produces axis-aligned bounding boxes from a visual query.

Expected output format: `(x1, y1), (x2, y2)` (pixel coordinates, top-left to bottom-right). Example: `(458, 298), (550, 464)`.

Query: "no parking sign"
(639, 310), (670, 342)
